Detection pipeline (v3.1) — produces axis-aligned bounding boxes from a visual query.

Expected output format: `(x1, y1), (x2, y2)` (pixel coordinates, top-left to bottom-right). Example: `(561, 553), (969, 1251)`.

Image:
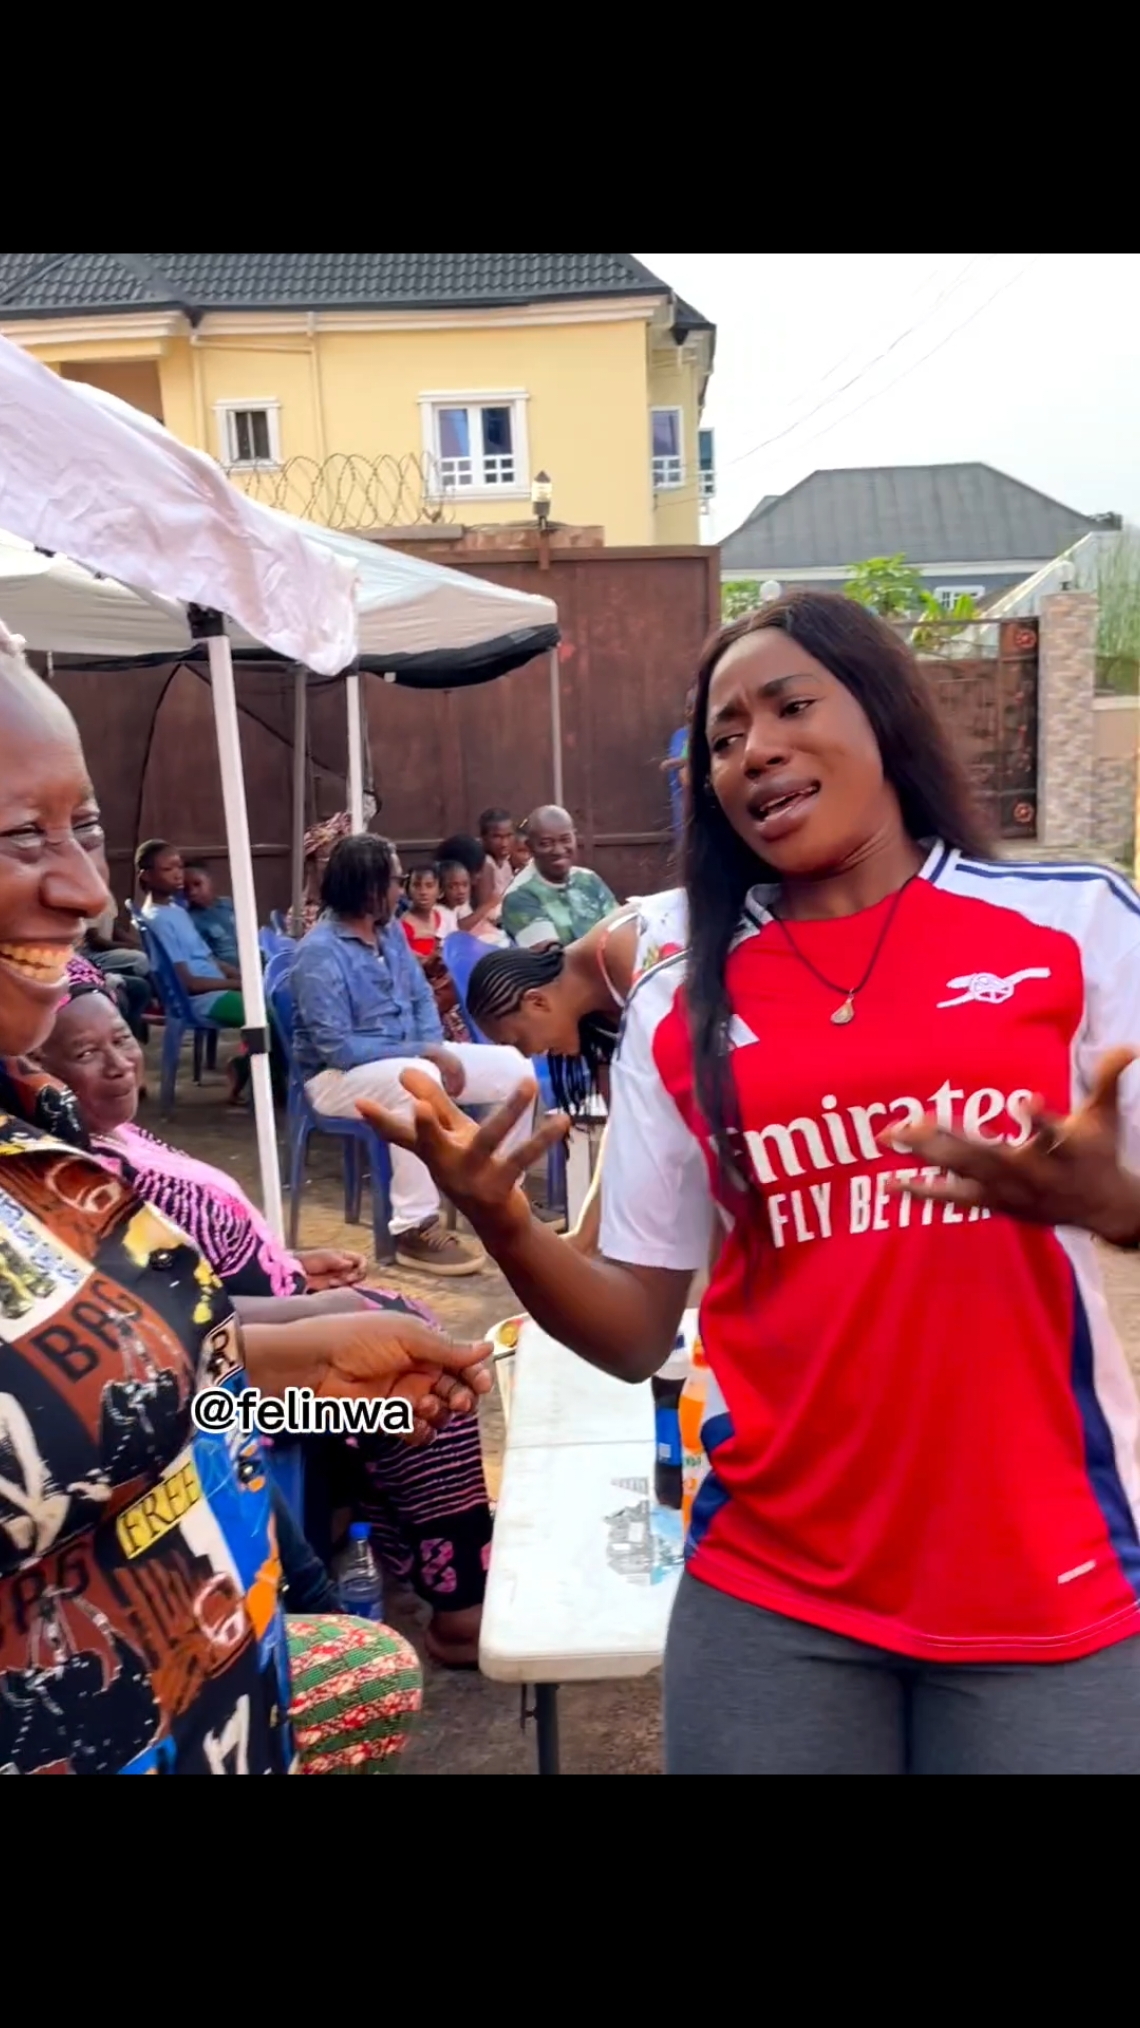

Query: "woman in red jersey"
(361, 591), (1140, 1775)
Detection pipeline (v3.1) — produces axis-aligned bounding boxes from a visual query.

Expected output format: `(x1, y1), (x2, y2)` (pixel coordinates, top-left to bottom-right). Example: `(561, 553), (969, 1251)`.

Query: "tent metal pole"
(195, 613), (285, 1238)
(291, 665), (307, 931)
(346, 668), (365, 831)
(548, 646), (563, 806)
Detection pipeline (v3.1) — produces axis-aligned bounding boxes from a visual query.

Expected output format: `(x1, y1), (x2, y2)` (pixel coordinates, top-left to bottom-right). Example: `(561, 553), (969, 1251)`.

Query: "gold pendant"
(831, 996), (855, 1025)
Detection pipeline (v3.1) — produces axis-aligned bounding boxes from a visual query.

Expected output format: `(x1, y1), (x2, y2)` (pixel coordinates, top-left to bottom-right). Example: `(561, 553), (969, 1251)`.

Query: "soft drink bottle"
(679, 1337), (710, 1535)
(338, 1522), (385, 1621)
(651, 1333), (689, 1509)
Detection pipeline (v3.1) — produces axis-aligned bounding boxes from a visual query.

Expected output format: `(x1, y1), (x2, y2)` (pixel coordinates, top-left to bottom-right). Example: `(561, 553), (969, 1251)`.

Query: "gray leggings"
(664, 1572), (1140, 1774)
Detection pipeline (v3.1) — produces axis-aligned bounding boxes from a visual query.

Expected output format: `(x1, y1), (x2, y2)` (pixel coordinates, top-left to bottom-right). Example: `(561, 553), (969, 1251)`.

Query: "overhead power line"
(725, 255), (991, 475)
(766, 256), (1041, 462)
(743, 255), (960, 438)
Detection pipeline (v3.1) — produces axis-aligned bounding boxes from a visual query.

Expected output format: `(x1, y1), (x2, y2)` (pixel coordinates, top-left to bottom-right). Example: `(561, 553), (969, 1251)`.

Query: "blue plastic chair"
(128, 903), (228, 1109)
(442, 931), (566, 1211)
(259, 926), (292, 964)
(265, 963), (396, 1263)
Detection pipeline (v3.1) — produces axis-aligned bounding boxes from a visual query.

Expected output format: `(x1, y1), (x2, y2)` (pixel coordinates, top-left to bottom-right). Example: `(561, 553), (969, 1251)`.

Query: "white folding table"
(482, 1308), (698, 1772)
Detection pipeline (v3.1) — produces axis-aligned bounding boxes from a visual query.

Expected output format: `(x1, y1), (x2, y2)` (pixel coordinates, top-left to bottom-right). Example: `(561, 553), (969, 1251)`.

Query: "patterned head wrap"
(303, 811), (352, 863)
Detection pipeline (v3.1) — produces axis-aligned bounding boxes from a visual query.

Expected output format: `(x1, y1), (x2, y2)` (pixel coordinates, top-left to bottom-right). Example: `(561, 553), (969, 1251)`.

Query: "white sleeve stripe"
(618, 948), (687, 1026)
(953, 856), (1140, 923)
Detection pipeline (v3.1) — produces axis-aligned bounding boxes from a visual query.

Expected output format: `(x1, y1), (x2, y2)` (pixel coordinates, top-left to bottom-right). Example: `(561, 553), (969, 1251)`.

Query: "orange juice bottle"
(679, 1336), (710, 1534)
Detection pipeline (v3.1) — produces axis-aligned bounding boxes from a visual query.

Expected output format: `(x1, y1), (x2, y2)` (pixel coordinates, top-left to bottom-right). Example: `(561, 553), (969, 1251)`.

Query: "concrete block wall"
(1037, 591), (1098, 854)
(1091, 696), (1138, 870)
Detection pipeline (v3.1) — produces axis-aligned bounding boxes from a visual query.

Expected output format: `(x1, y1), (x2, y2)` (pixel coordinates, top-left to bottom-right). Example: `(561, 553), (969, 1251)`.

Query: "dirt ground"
(151, 1048), (1140, 1777)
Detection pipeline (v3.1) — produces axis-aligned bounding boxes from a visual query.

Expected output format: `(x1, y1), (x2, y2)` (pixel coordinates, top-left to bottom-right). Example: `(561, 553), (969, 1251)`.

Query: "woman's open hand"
(245, 1309), (493, 1446)
(356, 1071), (569, 1244)
(883, 1048), (1140, 1244)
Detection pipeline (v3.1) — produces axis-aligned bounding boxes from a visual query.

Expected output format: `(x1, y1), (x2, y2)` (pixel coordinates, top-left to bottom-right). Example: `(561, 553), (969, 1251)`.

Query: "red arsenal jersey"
(600, 844), (1140, 1664)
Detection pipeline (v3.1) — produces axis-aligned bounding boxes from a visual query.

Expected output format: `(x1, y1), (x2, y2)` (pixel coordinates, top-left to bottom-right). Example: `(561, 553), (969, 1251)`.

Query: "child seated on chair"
(183, 861), (240, 966)
(135, 838), (250, 1101)
(400, 864), (469, 1043)
(439, 853), (508, 948)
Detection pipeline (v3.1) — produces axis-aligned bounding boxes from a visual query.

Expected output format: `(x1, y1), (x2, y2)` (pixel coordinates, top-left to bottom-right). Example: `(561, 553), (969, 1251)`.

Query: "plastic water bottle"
(338, 1522), (385, 1622)
(651, 1333), (689, 1510)
(679, 1337), (710, 1535)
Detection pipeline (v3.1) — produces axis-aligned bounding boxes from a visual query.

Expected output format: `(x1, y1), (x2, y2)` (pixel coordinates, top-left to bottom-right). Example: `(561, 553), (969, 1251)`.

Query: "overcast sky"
(637, 254), (1140, 544)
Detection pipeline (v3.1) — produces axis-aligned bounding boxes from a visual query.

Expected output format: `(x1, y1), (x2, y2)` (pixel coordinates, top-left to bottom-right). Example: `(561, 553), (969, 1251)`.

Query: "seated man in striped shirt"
(501, 804), (617, 949)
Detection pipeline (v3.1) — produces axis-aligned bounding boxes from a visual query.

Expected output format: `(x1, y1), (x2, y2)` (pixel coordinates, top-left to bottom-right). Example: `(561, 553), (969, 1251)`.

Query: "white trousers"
(306, 1045), (534, 1235)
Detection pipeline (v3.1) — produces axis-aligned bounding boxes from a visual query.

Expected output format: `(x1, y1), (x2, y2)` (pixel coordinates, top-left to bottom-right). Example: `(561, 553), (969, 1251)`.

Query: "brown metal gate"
(914, 617), (1039, 840)
(50, 545), (718, 912)
(369, 543), (720, 899)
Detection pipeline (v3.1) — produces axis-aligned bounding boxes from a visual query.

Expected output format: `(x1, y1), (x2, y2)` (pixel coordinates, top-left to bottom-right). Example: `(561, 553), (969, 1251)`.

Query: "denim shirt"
(290, 916), (443, 1080)
(190, 896), (239, 967)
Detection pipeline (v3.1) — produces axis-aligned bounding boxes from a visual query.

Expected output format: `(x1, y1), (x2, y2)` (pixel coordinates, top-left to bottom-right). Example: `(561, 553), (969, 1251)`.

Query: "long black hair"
(686, 590), (994, 1202)
(467, 945), (617, 1117)
(321, 833), (394, 917)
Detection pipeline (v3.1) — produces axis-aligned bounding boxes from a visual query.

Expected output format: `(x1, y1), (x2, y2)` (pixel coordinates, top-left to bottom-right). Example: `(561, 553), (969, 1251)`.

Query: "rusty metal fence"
(901, 616), (1039, 839)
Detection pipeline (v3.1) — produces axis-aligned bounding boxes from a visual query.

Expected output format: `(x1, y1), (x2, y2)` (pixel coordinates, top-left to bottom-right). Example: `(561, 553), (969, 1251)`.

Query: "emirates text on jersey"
(191, 1385), (414, 1439)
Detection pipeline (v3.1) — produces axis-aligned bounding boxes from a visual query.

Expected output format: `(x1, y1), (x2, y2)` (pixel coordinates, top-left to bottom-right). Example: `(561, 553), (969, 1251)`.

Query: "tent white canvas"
(0, 333), (359, 674)
(0, 333), (367, 1235)
(0, 513), (558, 678)
(0, 334), (563, 1239)
(269, 515), (558, 684)
(0, 529), (194, 655)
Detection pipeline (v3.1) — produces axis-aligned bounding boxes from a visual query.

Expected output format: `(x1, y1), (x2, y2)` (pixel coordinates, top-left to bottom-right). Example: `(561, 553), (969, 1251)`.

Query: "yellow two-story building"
(0, 252), (716, 545)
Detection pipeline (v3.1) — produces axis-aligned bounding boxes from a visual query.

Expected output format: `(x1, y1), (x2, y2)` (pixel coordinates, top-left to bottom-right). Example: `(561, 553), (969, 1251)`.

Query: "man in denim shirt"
(291, 834), (533, 1275)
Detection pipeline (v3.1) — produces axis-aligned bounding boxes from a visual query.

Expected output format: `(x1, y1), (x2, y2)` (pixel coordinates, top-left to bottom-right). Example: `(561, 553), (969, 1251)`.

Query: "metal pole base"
(520, 1683), (561, 1773)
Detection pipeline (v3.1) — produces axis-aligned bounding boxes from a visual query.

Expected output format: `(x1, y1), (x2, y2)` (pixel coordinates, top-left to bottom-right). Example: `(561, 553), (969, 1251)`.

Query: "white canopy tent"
(0, 507), (559, 680)
(0, 497), (563, 840)
(0, 334), (563, 1237)
(0, 520), (564, 902)
(0, 331), (361, 1237)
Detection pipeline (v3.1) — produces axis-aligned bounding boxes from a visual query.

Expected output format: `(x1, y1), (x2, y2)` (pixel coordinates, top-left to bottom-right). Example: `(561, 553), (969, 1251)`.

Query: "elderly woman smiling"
(0, 621), (492, 1772)
(36, 980), (496, 1668)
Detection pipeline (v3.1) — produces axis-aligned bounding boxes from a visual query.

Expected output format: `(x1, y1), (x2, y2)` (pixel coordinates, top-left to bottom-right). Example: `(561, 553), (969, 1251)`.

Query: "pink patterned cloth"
(64, 952), (106, 1000)
(98, 1122), (304, 1296)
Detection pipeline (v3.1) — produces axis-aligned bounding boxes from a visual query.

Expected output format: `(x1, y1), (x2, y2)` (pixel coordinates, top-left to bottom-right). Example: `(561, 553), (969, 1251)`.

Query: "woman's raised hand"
(357, 1070), (569, 1243)
(884, 1048), (1140, 1245)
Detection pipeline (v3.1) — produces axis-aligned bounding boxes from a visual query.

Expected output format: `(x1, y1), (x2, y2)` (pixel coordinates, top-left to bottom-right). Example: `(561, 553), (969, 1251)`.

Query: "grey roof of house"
(720, 463), (1100, 571)
(0, 252), (714, 331)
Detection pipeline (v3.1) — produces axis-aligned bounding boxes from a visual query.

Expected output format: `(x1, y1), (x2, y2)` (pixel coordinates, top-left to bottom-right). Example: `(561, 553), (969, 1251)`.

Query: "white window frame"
(216, 399), (282, 470)
(651, 406), (685, 490)
(418, 389), (530, 500)
(932, 583), (986, 611)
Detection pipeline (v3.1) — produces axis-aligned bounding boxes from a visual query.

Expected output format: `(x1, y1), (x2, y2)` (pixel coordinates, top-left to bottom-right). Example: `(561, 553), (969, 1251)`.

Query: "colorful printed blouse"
(92, 1121), (436, 1323)
(0, 1060), (294, 1775)
(96, 1123), (309, 1299)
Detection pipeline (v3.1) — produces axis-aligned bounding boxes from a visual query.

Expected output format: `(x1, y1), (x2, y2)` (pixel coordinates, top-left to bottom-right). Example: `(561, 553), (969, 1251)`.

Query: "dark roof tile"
(721, 462), (1098, 571)
(0, 251), (711, 323)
